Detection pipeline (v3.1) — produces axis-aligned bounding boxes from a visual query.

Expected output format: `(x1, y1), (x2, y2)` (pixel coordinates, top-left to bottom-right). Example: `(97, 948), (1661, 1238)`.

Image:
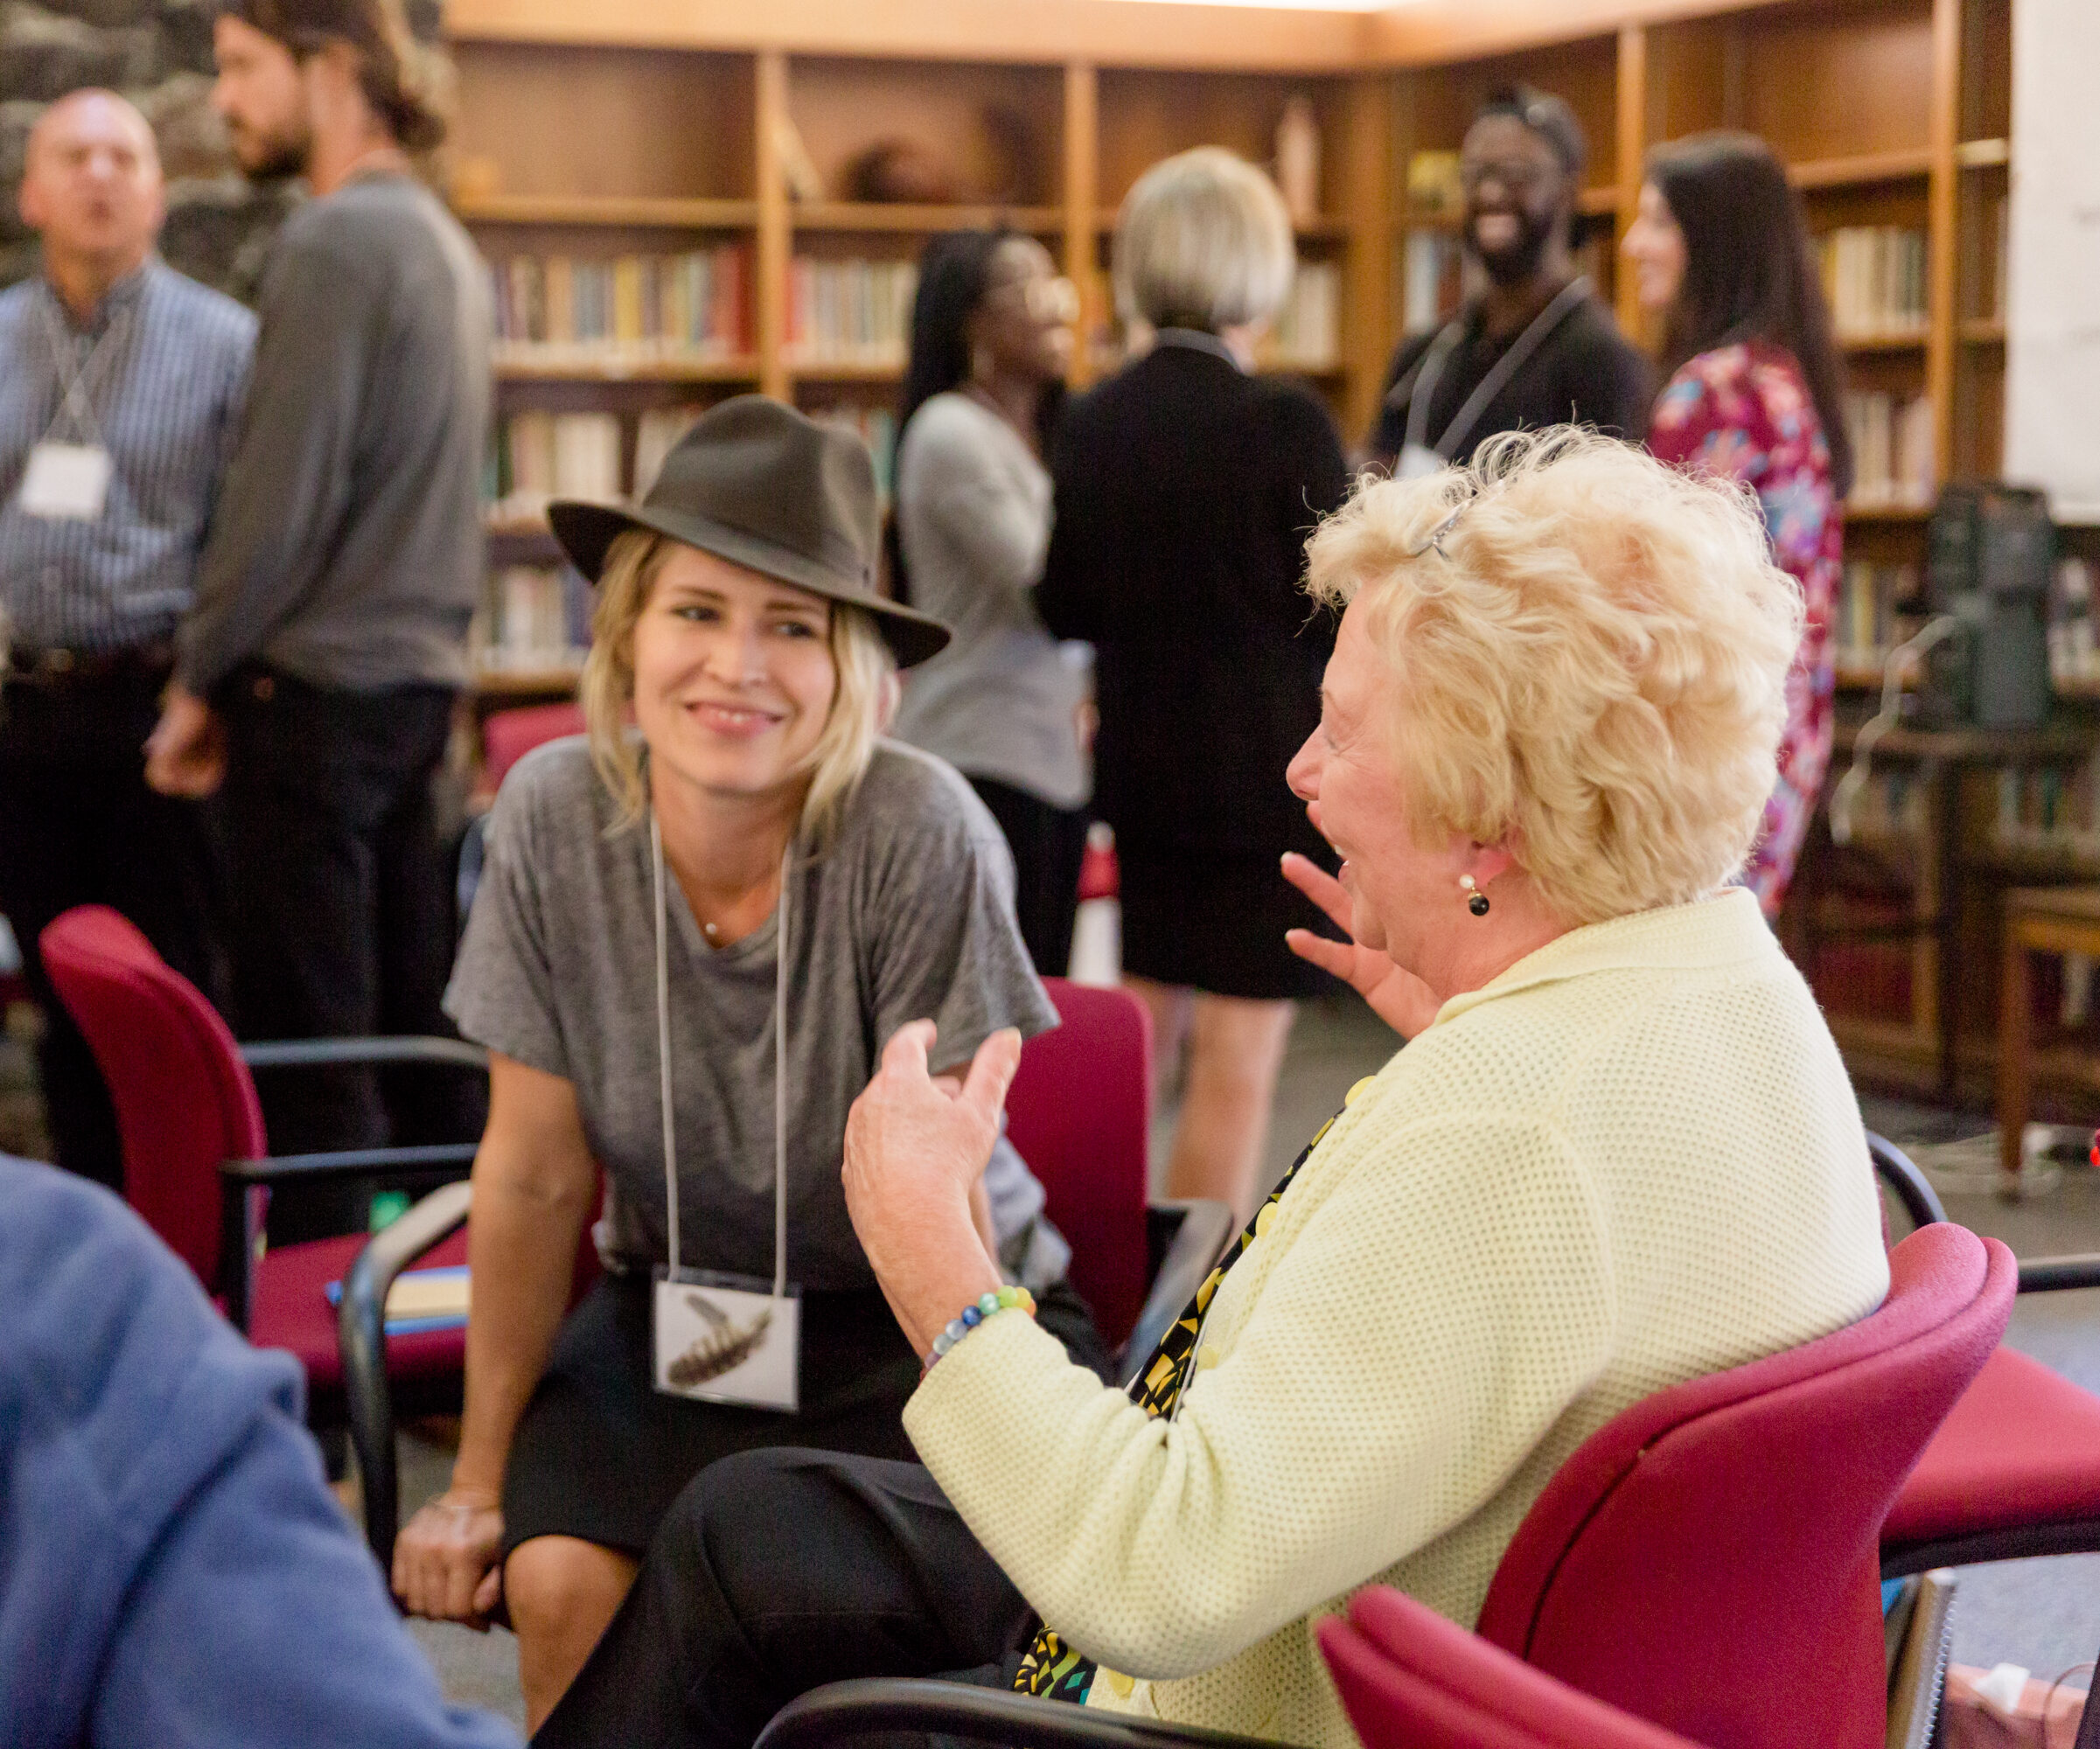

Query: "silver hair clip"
(1406, 501), (1468, 560)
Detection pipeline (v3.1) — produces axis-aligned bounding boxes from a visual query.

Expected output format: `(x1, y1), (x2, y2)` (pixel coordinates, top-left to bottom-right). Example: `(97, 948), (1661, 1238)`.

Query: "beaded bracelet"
(926, 1285), (1036, 1368)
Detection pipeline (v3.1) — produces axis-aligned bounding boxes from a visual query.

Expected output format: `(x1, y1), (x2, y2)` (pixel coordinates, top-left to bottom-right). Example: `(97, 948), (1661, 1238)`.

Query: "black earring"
(1462, 875), (1490, 916)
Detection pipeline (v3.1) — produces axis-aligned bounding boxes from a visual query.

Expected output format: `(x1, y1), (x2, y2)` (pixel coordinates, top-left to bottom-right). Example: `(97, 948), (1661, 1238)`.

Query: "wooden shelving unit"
(443, 5), (2072, 1114)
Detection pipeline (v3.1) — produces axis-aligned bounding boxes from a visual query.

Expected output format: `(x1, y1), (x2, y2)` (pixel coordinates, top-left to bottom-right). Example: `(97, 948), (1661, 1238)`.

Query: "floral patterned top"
(1648, 340), (1841, 916)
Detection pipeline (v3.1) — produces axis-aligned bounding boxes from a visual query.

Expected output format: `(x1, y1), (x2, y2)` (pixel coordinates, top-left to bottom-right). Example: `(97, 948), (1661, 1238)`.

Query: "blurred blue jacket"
(0, 1153), (518, 1749)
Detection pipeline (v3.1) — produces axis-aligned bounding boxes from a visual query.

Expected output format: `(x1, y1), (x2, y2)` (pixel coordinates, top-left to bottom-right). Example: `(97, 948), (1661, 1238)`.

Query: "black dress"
(1038, 334), (1350, 1000)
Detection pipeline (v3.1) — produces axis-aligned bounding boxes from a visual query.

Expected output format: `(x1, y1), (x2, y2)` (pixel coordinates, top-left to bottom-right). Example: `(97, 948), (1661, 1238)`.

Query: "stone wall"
(1, 0), (444, 302)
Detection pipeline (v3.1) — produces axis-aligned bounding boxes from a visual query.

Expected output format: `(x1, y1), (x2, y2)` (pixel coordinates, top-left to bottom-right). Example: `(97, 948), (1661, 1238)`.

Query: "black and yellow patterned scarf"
(1011, 1104), (1347, 1704)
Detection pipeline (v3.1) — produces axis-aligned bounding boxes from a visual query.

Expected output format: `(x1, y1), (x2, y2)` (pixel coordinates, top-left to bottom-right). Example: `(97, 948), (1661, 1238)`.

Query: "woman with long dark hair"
(890, 229), (1088, 974)
(1623, 130), (1852, 916)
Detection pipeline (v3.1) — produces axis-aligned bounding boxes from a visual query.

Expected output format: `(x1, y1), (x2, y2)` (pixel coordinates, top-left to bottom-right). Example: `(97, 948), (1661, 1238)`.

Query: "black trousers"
(0, 664), (221, 1188)
(534, 1448), (1028, 1749)
(967, 777), (1089, 979)
(213, 666), (478, 1221)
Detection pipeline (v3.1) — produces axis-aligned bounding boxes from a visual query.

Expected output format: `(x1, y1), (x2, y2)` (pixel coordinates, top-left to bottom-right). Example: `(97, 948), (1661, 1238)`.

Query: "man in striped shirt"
(0, 89), (255, 1188)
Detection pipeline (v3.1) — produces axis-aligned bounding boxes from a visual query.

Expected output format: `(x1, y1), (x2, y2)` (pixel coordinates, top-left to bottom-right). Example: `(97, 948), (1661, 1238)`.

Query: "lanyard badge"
(17, 298), (128, 521)
(648, 813), (801, 1411)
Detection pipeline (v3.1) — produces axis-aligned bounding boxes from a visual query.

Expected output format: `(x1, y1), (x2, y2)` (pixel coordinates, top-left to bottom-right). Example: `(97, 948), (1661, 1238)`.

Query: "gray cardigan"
(890, 392), (1089, 811)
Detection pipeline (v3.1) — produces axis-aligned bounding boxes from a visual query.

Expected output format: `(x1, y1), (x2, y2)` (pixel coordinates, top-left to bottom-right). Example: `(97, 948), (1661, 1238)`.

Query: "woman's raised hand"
(1280, 852), (1442, 1040)
(393, 1485), (506, 1628)
(843, 1021), (1012, 1355)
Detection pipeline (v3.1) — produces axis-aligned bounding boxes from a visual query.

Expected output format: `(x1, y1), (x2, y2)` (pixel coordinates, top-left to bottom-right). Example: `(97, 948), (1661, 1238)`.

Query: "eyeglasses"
(1459, 157), (1556, 196)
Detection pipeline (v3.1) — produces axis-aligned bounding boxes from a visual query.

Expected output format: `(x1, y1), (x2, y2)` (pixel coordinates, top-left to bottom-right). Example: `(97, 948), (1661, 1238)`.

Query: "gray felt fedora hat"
(548, 395), (950, 668)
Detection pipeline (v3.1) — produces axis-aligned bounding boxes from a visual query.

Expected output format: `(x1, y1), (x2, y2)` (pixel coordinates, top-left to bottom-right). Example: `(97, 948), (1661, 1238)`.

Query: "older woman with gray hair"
(534, 428), (1890, 1749)
(1037, 147), (1350, 1223)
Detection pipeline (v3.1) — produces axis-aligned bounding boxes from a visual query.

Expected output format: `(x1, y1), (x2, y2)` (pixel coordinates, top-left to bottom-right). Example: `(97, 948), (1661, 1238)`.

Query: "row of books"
(488, 248), (755, 362)
(486, 403), (901, 525)
(1268, 262), (1341, 371)
(489, 411), (623, 520)
(1992, 761), (2100, 856)
(1845, 391), (1935, 509)
(470, 564), (590, 675)
(1817, 226), (1928, 339)
(785, 258), (919, 368)
(1400, 230), (1465, 333)
(1832, 561), (1922, 672)
(1840, 767), (1929, 841)
(2048, 559), (2100, 687)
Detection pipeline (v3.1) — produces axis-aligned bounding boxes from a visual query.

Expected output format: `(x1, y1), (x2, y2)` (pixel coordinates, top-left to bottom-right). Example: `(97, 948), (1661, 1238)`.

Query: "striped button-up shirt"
(0, 259), (255, 655)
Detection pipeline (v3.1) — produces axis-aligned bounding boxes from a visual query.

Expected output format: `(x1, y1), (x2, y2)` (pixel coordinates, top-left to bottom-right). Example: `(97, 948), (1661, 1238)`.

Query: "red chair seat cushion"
(249, 1228), (472, 1395)
(1887, 1344), (2100, 1545)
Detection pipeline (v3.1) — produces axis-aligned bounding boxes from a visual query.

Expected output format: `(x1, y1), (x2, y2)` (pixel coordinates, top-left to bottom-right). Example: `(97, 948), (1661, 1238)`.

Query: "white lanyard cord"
(1400, 275), (1592, 462)
(38, 295), (131, 451)
(652, 812), (791, 1295)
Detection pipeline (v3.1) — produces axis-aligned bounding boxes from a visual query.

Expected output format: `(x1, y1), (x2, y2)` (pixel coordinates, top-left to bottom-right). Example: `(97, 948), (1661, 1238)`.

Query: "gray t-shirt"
(890, 392), (1090, 810)
(445, 737), (1061, 1291)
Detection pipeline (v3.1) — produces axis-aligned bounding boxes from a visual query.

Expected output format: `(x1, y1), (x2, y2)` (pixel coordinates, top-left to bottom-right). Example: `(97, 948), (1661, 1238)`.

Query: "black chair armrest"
(339, 1178), (474, 1570)
(756, 1679), (1295, 1749)
(239, 1036), (490, 1071)
(220, 1143), (481, 1186)
(2015, 1253), (2100, 1293)
(216, 1146), (477, 1336)
(1868, 1134), (2100, 1292)
(1869, 1133), (1948, 1230)
(1121, 1201), (1234, 1387)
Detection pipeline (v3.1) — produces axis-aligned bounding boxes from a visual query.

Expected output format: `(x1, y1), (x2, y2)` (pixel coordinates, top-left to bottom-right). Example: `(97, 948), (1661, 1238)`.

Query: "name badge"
(18, 442), (113, 520)
(652, 1269), (800, 1412)
(1396, 442), (1445, 482)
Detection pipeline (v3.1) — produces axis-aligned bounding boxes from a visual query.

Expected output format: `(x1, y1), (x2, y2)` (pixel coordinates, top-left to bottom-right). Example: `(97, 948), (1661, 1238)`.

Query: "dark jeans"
(214, 665), (478, 1231)
(967, 777), (1089, 979)
(0, 663), (221, 1188)
(534, 1448), (1028, 1749)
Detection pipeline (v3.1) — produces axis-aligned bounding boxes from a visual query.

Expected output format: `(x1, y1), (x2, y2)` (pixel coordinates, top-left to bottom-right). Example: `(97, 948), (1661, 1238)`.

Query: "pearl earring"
(1461, 874), (1490, 917)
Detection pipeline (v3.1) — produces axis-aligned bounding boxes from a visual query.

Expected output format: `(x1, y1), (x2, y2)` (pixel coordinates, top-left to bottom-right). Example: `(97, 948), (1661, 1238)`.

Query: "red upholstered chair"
(1008, 978), (1231, 1369)
(1320, 1588), (1705, 1749)
(1869, 1134), (2100, 1693)
(478, 700), (586, 796)
(36, 904), (481, 1451)
(751, 1220), (2013, 1749)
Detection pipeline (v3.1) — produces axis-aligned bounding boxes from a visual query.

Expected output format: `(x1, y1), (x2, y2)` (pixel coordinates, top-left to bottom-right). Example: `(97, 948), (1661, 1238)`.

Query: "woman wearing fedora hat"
(389, 397), (1108, 1730)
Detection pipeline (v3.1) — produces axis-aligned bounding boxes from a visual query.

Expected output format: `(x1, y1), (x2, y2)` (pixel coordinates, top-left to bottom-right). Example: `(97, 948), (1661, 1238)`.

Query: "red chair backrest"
(1469, 1221), (2013, 1749)
(1006, 978), (1151, 1348)
(482, 703), (586, 792)
(1321, 1590), (1706, 1749)
(38, 905), (268, 1291)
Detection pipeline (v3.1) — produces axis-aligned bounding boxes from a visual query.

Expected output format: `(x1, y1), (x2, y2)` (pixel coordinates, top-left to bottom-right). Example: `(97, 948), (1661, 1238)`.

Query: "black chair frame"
(338, 1173), (1231, 1567)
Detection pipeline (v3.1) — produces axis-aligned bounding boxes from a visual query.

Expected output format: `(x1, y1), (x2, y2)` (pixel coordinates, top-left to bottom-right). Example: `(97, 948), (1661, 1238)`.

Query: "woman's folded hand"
(393, 1486), (506, 1628)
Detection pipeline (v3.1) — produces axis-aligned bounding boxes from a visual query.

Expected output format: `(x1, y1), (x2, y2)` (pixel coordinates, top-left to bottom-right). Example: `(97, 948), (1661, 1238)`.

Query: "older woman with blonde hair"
(1039, 146), (1350, 1223)
(387, 397), (1107, 1732)
(534, 427), (1892, 1749)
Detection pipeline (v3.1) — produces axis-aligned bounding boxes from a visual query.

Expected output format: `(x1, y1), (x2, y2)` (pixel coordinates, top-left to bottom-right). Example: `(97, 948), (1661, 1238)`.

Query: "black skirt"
(1117, 841), (1338, 1001)
(503, 1272), (1111, 1557)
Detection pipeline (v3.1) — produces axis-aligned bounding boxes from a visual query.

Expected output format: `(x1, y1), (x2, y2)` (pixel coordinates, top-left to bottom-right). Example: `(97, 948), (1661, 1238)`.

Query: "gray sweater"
(890, 392), (1090, 810)
(177, 171), (491, 696)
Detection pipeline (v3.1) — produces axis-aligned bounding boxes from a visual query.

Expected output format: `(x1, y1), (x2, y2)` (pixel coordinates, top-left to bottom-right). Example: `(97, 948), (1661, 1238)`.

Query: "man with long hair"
(146, 0), (491, 1198)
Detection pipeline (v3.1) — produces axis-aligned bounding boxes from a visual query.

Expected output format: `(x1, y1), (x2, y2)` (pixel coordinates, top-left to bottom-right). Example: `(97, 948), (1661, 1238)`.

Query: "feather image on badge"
(652, 1273), (800, 1411)
(669, 1291), (769, 1385)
